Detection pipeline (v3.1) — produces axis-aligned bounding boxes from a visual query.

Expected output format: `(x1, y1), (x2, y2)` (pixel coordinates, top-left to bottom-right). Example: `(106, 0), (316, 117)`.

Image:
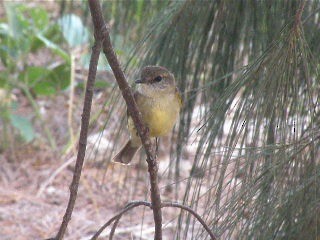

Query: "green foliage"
(0, 3), (63, 145)
(0, 3), (71, 96)
(59, 0), (169, 69)
(0, 3), (92, 147)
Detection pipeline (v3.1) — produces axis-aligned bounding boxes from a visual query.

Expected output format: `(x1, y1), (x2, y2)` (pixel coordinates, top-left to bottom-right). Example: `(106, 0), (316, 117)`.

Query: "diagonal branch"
(88, 0), (163, 239)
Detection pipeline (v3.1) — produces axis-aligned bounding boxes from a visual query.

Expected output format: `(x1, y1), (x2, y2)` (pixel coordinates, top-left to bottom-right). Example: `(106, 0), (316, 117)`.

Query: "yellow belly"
(128, 91), (181, 144)
(145, 107), (177, 136)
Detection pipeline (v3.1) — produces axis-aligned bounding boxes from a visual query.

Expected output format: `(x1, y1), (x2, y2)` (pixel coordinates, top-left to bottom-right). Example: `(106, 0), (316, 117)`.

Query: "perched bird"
(113, 66), (182, 164)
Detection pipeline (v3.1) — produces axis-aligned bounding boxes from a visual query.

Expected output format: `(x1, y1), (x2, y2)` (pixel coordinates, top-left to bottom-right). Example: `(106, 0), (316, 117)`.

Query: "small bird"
(113, 66), (182, 164)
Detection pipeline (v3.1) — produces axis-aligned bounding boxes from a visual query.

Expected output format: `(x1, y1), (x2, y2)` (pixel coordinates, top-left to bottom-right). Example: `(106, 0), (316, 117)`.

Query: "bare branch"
(53, 40), (101, 240)
(91, 201), (152, 240)
(91, 201), (218, 240)
(87, 0), (163, 239)
(161, 202), (217, 240)
(109, 217), (120, 240)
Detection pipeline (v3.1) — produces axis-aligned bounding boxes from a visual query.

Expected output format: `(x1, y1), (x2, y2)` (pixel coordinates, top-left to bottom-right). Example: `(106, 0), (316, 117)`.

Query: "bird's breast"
(137, 94), (180, 137)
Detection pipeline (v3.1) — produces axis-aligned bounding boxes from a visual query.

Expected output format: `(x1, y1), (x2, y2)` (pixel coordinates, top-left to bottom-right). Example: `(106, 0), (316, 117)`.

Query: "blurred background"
(0, 0), (319, 239)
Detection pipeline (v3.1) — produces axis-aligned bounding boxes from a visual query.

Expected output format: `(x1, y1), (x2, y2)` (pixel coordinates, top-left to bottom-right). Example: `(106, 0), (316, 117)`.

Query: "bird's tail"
(113, 140), (140, 164)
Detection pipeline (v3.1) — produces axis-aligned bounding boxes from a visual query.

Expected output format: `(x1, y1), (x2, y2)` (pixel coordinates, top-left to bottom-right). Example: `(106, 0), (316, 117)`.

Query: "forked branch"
(90, 201), (217, 240)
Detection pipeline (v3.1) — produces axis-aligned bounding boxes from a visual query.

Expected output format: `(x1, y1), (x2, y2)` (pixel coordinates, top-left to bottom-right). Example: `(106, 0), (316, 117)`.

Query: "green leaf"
(28, 7), (49, 31)
(58, 14), (89, 47)
(3, 4), (32, 57)
(47, 63), (71, 91)
(24, 64), (70, 96)
(33, 81), (56, 96)
(18, 66), (55, 96)
(19, 66), (49, 85)
(36, 34), (70, 62)
(9, 114), (35, 142)
(18, 65), (70, 96)
(31, 24), (64, 52)
(4, 3), (29, 39)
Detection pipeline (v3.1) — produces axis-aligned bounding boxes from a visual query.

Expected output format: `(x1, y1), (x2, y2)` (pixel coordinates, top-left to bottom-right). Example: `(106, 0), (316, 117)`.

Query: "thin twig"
(53, 40), (101, 240)
(109, 217), (120, 240)
(161, 202), (217, 240)
(88, 0), (163, 239)
(37, 156), (75, 197)
(91, 201), (152, 240)
(91, 201), (218, 240)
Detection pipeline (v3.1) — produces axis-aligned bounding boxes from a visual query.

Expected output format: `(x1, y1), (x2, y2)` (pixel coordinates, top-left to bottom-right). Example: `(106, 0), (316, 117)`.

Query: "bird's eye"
(154, 76), (162, 82)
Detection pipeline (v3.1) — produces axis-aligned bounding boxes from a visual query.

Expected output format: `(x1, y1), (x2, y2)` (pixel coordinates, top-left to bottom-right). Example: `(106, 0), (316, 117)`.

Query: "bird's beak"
(135, 79), (143, 84)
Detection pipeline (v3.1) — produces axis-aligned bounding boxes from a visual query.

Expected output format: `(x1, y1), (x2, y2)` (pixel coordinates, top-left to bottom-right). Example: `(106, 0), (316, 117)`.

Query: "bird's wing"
(126, 91), (143, 145)
(175, 87), (183, 108)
